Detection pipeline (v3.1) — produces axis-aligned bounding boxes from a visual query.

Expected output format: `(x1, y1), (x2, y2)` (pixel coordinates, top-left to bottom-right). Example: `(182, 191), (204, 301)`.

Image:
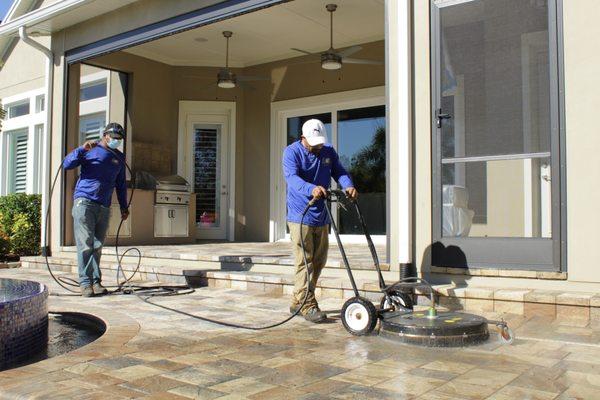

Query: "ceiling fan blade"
(291, 47), (318, 56)
(237, 75), (270, 82)
(338, 45), (363, 58)
(287, 58), (320, 66)
(343, 57), (383, 66)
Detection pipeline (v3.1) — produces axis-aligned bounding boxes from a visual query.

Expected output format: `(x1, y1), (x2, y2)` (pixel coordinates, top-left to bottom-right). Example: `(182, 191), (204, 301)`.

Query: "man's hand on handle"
(345, 187), (358, 200)
(311, 186), (328, 200)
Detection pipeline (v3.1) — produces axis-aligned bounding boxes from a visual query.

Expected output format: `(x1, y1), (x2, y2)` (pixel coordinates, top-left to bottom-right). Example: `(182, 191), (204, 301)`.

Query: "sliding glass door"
(277, 93), (387, 242)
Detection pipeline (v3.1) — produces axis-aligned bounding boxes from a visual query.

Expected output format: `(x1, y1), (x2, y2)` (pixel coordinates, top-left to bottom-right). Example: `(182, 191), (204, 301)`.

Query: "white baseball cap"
(302, 119), (327, 146)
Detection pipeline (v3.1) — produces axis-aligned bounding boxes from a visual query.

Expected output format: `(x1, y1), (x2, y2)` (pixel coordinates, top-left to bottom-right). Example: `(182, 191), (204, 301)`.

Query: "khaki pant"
(288, 222), (329, 313)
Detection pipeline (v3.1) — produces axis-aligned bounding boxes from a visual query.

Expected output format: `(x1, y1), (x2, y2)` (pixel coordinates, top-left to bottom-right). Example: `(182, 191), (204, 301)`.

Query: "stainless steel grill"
(154, 175), (191, 238)
(155, 175), (191, 205)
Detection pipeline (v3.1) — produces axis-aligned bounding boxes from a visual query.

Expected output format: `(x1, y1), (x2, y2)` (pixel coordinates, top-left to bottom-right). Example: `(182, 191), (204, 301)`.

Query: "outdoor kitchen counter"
(103, 188), (196, 246)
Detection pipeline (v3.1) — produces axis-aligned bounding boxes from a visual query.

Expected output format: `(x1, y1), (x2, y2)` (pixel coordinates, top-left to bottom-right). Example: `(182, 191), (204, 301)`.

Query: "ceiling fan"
(187, 31), (269, 89)
(290, 4), (383, 70)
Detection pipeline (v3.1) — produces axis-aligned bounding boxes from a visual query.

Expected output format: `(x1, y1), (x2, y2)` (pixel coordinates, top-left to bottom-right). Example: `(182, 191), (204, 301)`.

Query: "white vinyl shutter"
(10, 130), (28, 193)
(79, 113), (106, 144)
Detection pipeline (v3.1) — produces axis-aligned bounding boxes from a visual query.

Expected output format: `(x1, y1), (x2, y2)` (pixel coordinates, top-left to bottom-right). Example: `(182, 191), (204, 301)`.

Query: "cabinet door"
(154, 205), (171, 237)
(170, 206), (189, 237)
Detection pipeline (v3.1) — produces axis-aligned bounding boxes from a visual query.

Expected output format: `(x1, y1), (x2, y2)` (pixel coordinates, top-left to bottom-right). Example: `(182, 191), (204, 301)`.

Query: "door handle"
(436, 108), (452, 128)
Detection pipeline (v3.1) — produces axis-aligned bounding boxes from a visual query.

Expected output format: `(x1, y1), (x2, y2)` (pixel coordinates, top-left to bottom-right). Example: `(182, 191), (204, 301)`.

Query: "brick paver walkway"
(1, 268), (599, 399)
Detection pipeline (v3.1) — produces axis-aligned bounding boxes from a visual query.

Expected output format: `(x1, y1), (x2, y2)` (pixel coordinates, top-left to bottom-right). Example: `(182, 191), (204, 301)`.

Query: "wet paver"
(1, 268), (600, 399)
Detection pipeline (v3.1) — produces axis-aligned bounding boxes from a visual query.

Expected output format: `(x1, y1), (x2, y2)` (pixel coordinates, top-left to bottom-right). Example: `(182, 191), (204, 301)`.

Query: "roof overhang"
(0, 0), (139, 68)
(0, 0), (139, 38)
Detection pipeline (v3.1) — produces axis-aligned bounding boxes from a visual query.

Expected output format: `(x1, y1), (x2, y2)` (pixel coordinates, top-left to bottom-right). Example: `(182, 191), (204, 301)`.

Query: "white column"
(385, 0), (413, 266)
(0, 132), (6, 196)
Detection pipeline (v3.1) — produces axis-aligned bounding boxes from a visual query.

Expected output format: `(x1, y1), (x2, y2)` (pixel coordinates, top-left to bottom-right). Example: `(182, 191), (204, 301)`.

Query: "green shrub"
(0, 194), (41, 258)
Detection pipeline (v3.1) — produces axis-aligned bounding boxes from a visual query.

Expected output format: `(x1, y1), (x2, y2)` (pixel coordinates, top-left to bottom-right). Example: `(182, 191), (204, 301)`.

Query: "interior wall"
(90, 52), (176, 177)
(82, 40), (384, 242)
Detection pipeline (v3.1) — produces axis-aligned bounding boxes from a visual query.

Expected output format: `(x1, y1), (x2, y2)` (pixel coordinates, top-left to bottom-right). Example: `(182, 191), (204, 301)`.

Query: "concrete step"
(21, 255), (400, 296)
(58, 245), (395, 272)
(23, 256), (600, 328)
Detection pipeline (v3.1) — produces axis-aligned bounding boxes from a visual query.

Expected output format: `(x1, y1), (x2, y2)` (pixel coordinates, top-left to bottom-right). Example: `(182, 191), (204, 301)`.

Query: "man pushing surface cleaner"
(283, 119), (358, 323)
(63, 123), (129, 297)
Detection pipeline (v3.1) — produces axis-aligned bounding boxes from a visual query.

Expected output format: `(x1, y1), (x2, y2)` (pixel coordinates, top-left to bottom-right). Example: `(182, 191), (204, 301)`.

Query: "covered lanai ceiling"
(124, 0), (385, 68)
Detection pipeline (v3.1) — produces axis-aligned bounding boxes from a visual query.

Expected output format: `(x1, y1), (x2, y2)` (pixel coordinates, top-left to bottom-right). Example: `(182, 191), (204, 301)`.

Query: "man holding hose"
(283, 119), (358, 323)
(63, 123), (129, 297)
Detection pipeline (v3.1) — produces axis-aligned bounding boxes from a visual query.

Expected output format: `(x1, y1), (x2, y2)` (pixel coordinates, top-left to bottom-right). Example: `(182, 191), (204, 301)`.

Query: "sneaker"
(303, 307), (327, 323)
(290, 304), (301, 315)
(92, 283), (108, 295)
(81, 286), (94, 297)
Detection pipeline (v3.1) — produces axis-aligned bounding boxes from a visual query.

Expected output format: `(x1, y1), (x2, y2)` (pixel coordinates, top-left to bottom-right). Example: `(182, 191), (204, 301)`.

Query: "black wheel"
(341, 297), (378, 336)
(380, 290), (414, 311)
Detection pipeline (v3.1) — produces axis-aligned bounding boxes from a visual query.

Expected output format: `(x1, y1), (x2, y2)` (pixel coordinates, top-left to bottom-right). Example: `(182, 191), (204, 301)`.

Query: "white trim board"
(177, 101), (236, 242)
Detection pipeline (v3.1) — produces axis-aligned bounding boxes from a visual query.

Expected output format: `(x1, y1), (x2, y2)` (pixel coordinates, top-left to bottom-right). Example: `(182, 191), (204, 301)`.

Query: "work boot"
(290, 303), (301, 315)
(303, 307), (327, 323)
(80, 286), (94, 297)
(92, 282), (108, 296)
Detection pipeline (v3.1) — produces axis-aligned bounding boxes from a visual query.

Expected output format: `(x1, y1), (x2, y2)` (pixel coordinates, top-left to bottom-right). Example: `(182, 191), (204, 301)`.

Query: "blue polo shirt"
(63, 144), (128, 210)
(283, 141), (353, 227)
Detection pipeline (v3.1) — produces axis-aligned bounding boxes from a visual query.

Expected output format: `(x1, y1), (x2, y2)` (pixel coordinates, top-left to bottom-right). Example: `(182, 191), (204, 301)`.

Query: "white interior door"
(190, 121), (229, 240)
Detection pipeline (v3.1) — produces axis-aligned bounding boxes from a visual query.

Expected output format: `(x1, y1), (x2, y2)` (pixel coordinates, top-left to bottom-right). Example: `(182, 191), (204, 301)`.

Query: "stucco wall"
(563, 0), (600, 283)
(0, 37), (49, 99)
(414, 0), (432, 275)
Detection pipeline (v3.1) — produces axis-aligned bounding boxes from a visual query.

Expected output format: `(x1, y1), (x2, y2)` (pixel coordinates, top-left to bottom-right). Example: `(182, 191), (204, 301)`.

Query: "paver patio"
(1, 267), (600, 399)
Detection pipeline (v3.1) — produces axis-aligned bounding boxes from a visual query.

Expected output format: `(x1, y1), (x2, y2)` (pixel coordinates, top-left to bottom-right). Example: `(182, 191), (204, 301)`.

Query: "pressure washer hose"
(137, 200), (316, 330)
(43, 149), (162, 296)
(43, 149), (315, 329)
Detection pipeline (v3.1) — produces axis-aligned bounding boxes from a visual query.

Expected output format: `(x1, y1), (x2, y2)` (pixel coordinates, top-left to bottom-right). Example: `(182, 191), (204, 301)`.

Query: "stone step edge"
(22, 258), (600, 309)
(21, 257), (400, 282)
(29, 253), (394, 272)
(22, 259), (393, 294)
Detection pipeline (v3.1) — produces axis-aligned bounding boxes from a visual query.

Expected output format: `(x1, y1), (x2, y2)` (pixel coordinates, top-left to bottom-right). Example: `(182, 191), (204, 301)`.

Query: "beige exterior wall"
(562, 0), (600, 283)
(0, 37), (49, 99)
(413, 0), (433, 275)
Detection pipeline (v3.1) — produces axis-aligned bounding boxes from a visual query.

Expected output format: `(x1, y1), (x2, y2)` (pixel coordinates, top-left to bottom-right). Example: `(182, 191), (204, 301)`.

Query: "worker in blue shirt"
(283, 119), (357, 322)
(63, 123), (129, 297)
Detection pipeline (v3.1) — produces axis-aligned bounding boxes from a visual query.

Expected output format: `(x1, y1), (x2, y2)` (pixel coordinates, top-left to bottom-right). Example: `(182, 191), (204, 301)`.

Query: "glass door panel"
(337, 105), (386, 235)
(194, 125), (221, 229)
(432, 0), (560, 269)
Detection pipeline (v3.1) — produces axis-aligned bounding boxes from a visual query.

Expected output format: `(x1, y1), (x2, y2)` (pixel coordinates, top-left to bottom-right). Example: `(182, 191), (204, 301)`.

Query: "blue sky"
(0, 0), (14, 22)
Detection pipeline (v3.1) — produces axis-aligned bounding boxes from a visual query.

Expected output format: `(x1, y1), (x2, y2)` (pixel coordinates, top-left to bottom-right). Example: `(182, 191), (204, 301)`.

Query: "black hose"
(137, 200), (315, 330)
(44, 148), (147, 296)
(43, 147), (316, 330)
